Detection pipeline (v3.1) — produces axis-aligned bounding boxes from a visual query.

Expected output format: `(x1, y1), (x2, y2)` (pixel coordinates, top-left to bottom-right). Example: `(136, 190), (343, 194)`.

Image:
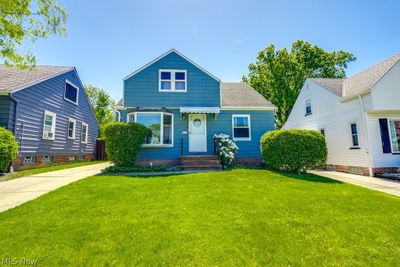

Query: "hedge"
(260, 129), (327, 173)
(0, 128), (18, 172)
(102, 122), (149, 166)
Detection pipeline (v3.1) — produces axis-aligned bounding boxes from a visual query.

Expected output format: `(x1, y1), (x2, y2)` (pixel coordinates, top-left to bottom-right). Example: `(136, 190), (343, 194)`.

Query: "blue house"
(0, 65), (98, 170)
(116, 49), (275, 167)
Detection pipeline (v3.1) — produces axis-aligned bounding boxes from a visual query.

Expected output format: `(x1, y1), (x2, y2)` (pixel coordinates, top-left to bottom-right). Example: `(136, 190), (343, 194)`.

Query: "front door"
(189, 114), (207, 152)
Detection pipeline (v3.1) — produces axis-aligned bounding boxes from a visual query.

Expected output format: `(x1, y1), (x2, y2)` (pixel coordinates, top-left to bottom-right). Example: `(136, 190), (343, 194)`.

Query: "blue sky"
(29, 0), (400, 101)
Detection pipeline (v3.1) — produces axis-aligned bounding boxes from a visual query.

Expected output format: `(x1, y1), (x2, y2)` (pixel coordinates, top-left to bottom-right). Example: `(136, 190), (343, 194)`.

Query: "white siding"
(284, 80), (371, 168)
(371, 61), (400, 111)
(367, 114), (400, 167)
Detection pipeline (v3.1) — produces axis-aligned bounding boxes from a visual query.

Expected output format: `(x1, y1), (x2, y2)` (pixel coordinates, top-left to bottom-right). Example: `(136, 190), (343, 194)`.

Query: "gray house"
(0, 65), (98, 169)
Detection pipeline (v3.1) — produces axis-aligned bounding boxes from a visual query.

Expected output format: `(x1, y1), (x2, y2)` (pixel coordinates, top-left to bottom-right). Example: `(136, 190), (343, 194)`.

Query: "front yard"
(0, 169), (399, 265)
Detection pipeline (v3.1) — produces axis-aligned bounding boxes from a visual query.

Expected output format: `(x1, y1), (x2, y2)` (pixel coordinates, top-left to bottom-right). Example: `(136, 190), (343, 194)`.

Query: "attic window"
(64, 80), (79, 104)
(159, 70), (187, 92)
(305, 99), (312, 116)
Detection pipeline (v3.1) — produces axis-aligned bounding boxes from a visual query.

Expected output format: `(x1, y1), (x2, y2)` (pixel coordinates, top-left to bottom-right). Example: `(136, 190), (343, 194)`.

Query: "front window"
(305, 99), (312, 116)
(64, 80), (79, 104)
(350, 123), (359, 147)
(68, 118), (76, 139)
(43, 111), (56, 140)
(388, 119), (400, 153)
(159, 70), (187, 92)
(232, 115), (251, 140)
(81, 123), (88, 144)
(128, 112), (173, 146)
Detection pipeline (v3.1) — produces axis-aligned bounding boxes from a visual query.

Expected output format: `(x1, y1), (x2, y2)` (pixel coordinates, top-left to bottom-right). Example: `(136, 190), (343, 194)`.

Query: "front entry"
(189, 114), (207, 152)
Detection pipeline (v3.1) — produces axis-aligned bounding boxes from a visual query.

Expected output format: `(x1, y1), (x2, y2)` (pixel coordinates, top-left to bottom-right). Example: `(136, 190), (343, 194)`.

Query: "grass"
(0, 161), (106, 182)
(0, 169), (399, 266)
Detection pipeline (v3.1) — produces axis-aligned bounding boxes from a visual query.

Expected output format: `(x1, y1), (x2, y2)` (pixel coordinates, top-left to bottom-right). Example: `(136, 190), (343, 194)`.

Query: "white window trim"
(127, 111), (174, 147)
(349, 122), (360, 148)
(23, 156), (35, 164)
(68, 118), (76, 139)
(81, 122), (88, 144)
(159, 69), (187, 92)
(43, 110), (56, 140)
(387, 118), (400, 153)
(232, 114), (251, 141)
(64, 79), (80, 105)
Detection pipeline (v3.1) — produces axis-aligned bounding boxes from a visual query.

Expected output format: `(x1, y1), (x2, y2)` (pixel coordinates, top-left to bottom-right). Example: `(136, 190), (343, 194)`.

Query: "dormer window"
(64, 80), (79, 105)
(159, 70), (187, 92)
(305, 99), (312, 116)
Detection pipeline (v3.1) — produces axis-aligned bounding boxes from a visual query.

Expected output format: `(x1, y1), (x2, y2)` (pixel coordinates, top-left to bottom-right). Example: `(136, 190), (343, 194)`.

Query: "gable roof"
(123, 49), (220, 82)
(308, 53), (400, 97)
(221, 83), (275, 109)
(0, 65), (74, 94)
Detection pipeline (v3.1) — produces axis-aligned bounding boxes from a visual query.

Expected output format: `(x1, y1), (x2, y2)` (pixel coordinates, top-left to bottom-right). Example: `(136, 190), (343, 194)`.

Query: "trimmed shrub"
(260, 129), (327, 173)
(0, 128), (18, 172)
(102, 122), (148, 166)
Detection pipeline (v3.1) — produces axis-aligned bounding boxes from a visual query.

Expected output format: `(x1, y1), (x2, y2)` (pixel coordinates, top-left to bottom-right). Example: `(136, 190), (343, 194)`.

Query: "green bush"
(103, 122), (148, 166)
(0, 128), (18, 172)
(101, 165), (183, 174)
(260, 129), (327, 173)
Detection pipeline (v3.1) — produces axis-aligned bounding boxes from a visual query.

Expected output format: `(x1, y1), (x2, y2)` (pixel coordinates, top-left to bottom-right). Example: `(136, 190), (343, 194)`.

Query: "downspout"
(358, 95), (373, 176)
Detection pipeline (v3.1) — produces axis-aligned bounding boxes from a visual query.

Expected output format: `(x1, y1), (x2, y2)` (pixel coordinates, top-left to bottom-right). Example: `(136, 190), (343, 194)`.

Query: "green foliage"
(0, 128), (18, 172)
(102, 122), (148, 166)
(101, 165), (183, 174)
(260, 129), (327, 173)
(0, 0), (67, 68)
(84, 85), (116, 137)
(243, 40), (356, 128)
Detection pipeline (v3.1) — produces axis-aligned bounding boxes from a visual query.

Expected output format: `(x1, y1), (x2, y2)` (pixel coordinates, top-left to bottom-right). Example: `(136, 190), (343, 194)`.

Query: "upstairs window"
(388, 119), (400, 153)
(159, 70), (187, 92)
(305, 99), (312, 116)
(232, 115), (251, 141)
(43, 111), (56, 140)
(350, 123), (359, 148)
(64, 80), (79, 104)
(81, 122), (88, 144)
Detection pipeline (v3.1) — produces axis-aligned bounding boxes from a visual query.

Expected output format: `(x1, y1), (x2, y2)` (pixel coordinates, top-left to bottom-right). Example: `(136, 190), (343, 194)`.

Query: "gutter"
(340, 90), (371, 103)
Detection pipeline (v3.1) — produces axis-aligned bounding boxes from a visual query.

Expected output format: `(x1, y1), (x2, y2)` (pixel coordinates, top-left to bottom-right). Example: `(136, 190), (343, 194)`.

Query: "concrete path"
(312, 170), (400, 197)
(0, 162), (110, 213)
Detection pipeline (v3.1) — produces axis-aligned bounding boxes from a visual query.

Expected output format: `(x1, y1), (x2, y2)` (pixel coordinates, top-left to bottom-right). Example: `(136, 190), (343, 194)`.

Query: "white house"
(284, 54), (400, 176)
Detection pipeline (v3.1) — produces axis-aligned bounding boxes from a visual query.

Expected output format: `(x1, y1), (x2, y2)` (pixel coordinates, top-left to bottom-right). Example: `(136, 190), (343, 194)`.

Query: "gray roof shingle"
(0, 65), (73, 93)
(308, 53), (400, 97)
(221, 82), (275, 108)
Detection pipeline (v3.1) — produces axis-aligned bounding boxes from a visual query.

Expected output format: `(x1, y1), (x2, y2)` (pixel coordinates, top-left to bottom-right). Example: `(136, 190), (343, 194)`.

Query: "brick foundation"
(12, 154), (95, 171)
(372, 167), (400, 176)
(235, 158), (263, 167)
(136, 159), (180, 167)
(328, 164), (371, 176)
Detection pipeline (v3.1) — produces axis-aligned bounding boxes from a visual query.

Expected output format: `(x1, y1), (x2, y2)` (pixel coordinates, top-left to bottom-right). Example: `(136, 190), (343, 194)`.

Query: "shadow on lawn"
(263, 167), (343, 184)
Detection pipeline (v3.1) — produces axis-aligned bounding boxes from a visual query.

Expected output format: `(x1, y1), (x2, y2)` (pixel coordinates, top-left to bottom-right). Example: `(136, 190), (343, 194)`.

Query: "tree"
(84, 85), (116, 135)
(243, 40), (356, 128)
(0, 0), (67, 68)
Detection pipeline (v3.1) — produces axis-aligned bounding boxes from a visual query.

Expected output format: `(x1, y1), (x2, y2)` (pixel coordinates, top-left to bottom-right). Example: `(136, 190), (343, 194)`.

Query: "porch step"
(180, 155), (222, 171)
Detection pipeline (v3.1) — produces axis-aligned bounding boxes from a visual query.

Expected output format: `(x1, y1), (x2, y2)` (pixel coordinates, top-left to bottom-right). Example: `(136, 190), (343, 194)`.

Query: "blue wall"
(0, 95), (11, 129)
(124, 52), (220, 108)
(11, 70), (98, 156)
(120, 109), (274, 160)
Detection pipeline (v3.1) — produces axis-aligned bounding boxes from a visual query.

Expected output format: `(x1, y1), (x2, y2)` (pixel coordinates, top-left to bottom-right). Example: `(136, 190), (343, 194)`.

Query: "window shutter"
(378, 118), (392, 153)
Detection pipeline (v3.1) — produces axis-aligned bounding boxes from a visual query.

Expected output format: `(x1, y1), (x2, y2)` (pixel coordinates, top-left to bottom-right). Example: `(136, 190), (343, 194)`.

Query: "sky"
(26, 0), (400, 101)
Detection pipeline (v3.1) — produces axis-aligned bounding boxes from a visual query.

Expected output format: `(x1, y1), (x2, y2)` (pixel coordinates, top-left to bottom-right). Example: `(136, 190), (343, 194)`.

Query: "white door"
(189, 114), (207, 152)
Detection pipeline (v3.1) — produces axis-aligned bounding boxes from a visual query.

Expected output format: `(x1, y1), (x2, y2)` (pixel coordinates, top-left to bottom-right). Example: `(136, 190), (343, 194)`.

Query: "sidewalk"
(311, 170), (400, 197)
(0, 162), (110, 212)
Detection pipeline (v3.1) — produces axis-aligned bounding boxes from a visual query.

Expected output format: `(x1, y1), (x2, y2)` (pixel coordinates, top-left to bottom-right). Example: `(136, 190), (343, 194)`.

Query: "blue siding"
(0, 95), (11, 129)
(124, 52), (220, 108)
(120, 108), (274, 160)
(11, 70), (98, 156)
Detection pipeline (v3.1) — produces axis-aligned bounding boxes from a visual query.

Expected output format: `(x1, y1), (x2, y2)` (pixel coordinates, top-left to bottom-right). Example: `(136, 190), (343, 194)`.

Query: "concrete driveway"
(0, 162), (110, 212)
(312, 170), (400, 197)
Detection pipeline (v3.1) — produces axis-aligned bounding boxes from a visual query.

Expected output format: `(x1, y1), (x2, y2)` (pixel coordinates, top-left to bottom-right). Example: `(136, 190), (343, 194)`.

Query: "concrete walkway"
(312, 170), (400, 197)
(0, 162), (110, 212)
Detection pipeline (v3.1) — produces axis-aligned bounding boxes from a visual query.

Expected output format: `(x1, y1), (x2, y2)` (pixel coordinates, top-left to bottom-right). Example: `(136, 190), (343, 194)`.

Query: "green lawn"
(0, 161), (106, 182)
(0, 170), (399, 266)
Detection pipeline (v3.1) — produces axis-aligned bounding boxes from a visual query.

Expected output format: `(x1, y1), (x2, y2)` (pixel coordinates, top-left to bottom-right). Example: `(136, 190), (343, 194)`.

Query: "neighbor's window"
(350, 123), (359, 147)
(305, 99), (312, 116)
(159, 70), (186, 92)
(81, 122), (88, 144)
(68, 118), (76, 139)
(64, 80), (79, 104)
(43, 111), (56, 140)
(128, 112), (173, 146)
(43, 156), (53, 164)
(388, 119), (400, 153)
(232, 115), (251, 140)
(23, 156), (36, 164)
